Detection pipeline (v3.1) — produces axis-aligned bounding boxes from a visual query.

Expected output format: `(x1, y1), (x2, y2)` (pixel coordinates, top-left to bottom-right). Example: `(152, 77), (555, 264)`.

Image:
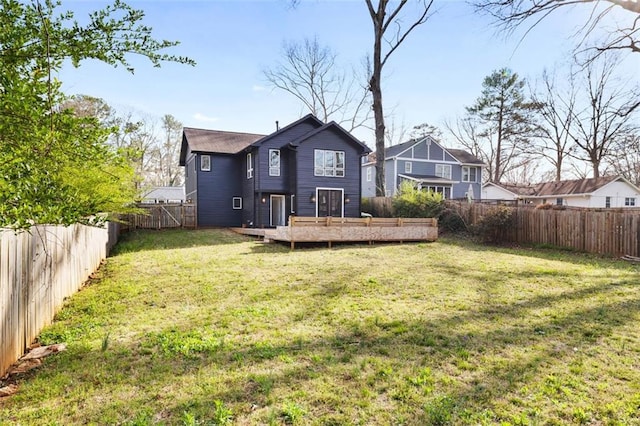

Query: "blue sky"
(58, 0), (639, 147)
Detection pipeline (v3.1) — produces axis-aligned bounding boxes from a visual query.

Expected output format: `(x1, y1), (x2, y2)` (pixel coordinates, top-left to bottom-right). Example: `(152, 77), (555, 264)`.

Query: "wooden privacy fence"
(0, 223), (119, 377)
(363, 197), (394, 218)
(449, 201), (640, 257)
(122, 203), (196, 230)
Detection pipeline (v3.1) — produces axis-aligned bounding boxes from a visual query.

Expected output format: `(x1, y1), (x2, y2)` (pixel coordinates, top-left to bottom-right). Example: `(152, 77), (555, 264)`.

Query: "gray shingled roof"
(534, 176), (618, 196)
(385, 139), (417, 158)
(447, 148), (485, 165)
(491, 176), (621, 197)
(182, 127), (265, 154)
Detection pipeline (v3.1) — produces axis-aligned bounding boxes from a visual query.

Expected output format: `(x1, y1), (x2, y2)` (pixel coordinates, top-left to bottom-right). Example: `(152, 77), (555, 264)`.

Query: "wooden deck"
(233, 216), (438, 249)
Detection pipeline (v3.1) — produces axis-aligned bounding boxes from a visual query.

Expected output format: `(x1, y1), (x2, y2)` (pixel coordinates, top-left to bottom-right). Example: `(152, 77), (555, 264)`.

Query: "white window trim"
(314, 149), (345, 177)
(405, 161), (412, 173)
(291, 194), (295, 214)
(270, 194), (286, 227)
(232, 197), (242, 210)
(247, 153), (253, 179)
(313, 187), (345, 218)
(366, 167), (372, 182)
(462, 166), (477, 182)
(269, 149), (280, 177)
(435, 164), (451, 180)
(625, 197), (636, 206)
(201, 155), (211, 172)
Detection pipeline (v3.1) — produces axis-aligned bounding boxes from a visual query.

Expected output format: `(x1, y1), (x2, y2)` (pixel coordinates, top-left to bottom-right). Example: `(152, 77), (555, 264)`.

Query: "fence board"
(448, 201), (640, 258)
(122, 204), (197, 230)
(0, 223), (118, 377)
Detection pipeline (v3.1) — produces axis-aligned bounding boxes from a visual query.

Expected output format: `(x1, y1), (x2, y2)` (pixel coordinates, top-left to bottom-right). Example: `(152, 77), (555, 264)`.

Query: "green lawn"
(1, 229), (639, 425)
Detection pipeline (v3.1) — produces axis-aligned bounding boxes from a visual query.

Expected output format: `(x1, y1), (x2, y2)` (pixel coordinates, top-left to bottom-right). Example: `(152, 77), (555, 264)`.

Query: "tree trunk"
(370, 3), (386, 197)
(494, 95), (505, 182)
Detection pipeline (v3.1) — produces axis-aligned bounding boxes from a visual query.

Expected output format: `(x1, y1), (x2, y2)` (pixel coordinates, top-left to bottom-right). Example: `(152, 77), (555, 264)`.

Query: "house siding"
(592, 181), (640, 208)
(257, 122), (319, 192)
(295, 128), (364, 218)
(361, 163), (376, 197)
(385, 159), (397, 196)
(196, 154), (243, 227)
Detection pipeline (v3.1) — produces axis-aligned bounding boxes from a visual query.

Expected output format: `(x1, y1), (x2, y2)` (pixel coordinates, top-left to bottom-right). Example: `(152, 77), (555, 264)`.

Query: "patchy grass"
(1, 229), (639, 425)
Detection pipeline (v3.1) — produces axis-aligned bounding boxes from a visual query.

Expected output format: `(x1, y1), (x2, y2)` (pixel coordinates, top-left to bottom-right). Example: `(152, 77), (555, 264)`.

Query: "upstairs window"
(247, 153), (253, 179)
(201, 155), (211, 172)
(314, 149), (345, 177)
(269, 149), (280, 176)
(625, 197), (636, 206)
(405, 162), (412, 173)
(366, 167), (372, 182)
(605, 196), (611, 208)
(462, 166), (477, 182)
(435, 164), (451, 180)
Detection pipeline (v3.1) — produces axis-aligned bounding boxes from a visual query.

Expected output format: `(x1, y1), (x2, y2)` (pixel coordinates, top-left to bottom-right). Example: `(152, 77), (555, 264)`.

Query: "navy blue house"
(179, 114), (371, 228)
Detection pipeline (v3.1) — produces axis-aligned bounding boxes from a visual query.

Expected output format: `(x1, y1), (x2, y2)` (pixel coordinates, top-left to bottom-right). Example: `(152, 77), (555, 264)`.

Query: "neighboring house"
(361, 136), (485, 200)
(482, 176), (640, 208)
(140, 186), (185, 204)
(179, 114), (371, 228)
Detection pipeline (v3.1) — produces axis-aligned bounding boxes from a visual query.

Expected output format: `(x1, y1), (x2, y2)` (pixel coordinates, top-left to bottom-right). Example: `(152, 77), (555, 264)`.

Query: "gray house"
(179, 114), (371, 228)
(362, 136), (484, 200)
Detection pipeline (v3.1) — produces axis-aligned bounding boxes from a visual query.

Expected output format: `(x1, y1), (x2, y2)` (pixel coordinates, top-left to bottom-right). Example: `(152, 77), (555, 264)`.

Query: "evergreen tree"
(465, 68), (538, 183)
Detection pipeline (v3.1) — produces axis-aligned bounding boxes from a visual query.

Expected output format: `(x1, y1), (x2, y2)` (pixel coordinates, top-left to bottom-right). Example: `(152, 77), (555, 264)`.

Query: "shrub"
(392, 181), (444, 218)
(438, 207), (468, 234)
(473, 205), (514, 243)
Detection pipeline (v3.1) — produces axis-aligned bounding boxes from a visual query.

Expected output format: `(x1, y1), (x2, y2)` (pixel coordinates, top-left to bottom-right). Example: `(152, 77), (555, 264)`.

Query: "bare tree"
(157, 114), (184, 186)
(263, 37), (371, 132)
(609, 131), (640, 185)
(366, 0), (434, 196)
(384, 114), (409, 147)
(410, 122), (443, 140)
(446, 115), (495, 182)
(529, 69), (578, 181)
(473, 0), (640, 58)
(568, 53), (639, 178)
(501, 156), (550, 184)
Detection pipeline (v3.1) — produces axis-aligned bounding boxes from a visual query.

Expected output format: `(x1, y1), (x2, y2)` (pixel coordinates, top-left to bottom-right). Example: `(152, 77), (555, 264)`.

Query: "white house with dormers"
(361, 136), (485, 200)
(482, 176), (640, 208)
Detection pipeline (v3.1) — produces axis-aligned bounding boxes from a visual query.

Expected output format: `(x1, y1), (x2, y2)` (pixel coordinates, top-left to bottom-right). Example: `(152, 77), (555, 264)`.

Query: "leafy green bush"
(472, 205), (514, 243)
(392, 181), (444, 218)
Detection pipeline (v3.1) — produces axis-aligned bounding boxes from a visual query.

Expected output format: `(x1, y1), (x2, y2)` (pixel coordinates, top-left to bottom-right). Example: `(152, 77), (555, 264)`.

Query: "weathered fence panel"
(363, 197), (394, 218)
(122, 203), (197, 230)
(0, 223), (118, 377)
(449, 201), (640, 257)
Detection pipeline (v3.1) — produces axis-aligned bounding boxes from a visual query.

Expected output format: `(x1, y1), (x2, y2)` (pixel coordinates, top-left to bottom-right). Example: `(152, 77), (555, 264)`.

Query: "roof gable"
(383, 136), (482, 165)
(289, 121), (371, 154)
(250, 114), (324, 148)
